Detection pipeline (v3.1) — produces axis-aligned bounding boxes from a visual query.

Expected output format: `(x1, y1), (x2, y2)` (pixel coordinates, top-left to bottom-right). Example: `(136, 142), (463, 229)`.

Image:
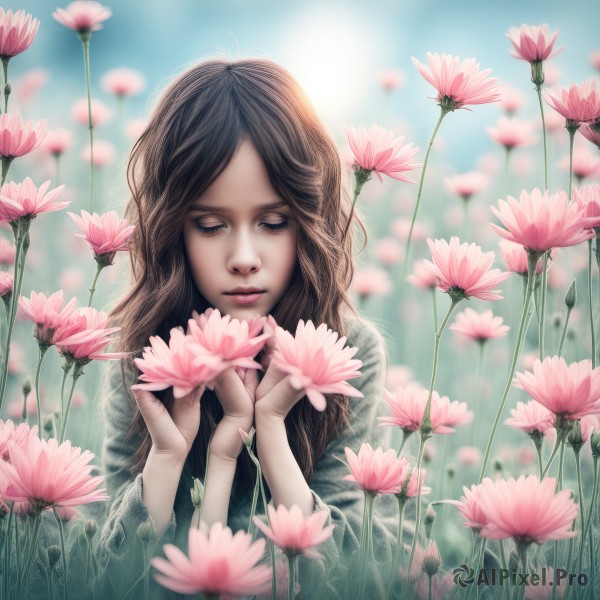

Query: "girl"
(98, 58), (397, 598)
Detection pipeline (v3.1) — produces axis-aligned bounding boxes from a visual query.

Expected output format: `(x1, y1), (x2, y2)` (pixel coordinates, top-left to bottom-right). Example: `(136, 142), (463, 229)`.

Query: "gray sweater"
(97, 317), (400, 599)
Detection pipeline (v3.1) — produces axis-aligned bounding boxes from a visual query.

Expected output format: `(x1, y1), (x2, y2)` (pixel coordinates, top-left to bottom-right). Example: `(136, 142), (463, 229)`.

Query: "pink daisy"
(70, 98), (112, 127)
(449, 308), (509, 344)
(0, 8), (39, 59)
(68, 210), (136, 266)
(407, 260), (440, 290)
(152, 523), (271, 597)
(0, 436), (108, 509)
(545, 81), (600, 125)
(100, 68), (146, 97)
(271, 320), (363, 412)
(506, 24), (563, 63)
(499, 84), (526, 114)
(0, 419), (38, 460)
(253, 504), (334, 559)
(424, 237), (511, 302)
(573, 184), (600, 229)
(412, 53), (501, 111)
(187, 308), (269, 372)
(133, 327), (224, 399)
(444, 171), (489, 200)
(487, 116), (536, 149)
(560, 144), (600, 181)
(490, 188), (594, 253)
(505, 400), (555, 435)
(346, 124), (420, 183)
(514, 356), (600, 421)
(0, 177), (67, 223)
(498, 240), (543, 276)
(478, 475), (578, 544)
(379, 383), (472, 435)
(41, 128), (74, 156)
(18, 290), (78, 347)
(351, 265), (392, 298)
(448, 481), (494, 532)
(0, 113), (46, 159)
(343, 443), (409, 495)
(81, 139), (116, 167)
(52, 1), (112, 33)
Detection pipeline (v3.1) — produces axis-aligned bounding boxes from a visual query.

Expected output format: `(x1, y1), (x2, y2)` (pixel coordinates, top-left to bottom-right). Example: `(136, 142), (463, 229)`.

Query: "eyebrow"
(189, 201), (288, 213)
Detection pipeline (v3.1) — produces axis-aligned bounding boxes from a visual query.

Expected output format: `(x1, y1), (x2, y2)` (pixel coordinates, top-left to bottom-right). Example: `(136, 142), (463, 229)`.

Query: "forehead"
(190, 140), (285, 212)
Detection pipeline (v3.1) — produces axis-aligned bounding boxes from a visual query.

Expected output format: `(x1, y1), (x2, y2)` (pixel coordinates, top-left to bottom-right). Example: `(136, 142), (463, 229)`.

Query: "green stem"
(80, 36), (95, 211)
(59, 362), (72, 432)
(539, 252), (549, 360)
(17, 511), (42, 600)
(428, 575), (433, 600)
(557, 440), (565, 490)
(34, 345), (49, 436)
(87, 262), (104, 307)
(568, 127), (576, 202)
(432, 287), (438, 333)
(287, 553), (296, 600)
(403, 108), (449, 277)
(0, 156), (13, 186)
(52, 507), (70, 600)
(387, 497), (407, 597)
(407, 436), (427, 573)
(2, 58), (10, 113)
(589, 239), (596, 368)
(535, 83), (548, 191)
(59, 362), (84, 443)
(470, 342), (485, 445)
(396, 430), (412, 458)
(3, 505), (14, 599)
(534, 436), (543, 479)
(342, 170), (370, 241)
(574, 450), (585, 573)
(54, 154), (61, 187)
(557, 308), (572, 358)
(502, 147), (511, 200)
(356, 492), (375, 600)
(479, 251), (539, 482)
(247, 465), (260, 534)
(84, 535), (91, 600)
(541, 433), (561, 478)
(579, 457), (598, 571)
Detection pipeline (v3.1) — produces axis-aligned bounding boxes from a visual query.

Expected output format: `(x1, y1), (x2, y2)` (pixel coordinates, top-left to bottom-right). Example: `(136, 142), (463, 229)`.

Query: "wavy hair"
(109, 58), (364, 496)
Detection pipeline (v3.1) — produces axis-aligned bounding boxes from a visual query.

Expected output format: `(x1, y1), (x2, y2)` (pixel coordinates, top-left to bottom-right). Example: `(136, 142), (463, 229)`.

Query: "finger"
(242, 368), (259, 399)
(170, 384), (204, 426)
(256, 361), (287, 400)
(214, 368), (252, 416)
(130, 386), (171, 441)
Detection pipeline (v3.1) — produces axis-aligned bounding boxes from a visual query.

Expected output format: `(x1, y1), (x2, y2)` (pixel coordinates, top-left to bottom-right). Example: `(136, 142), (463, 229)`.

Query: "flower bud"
(137, 518), (156, 542)
(424, 505), (436, 539)
(190, 477), (204, 510)
(591, 431), (600, 459)
(446, 464), (456, 479)
(565, 280), (576, 310)
(47, 545), (61, 570)
(567, 421), (585, 453)
(493, 459), (503, 473)
(239, 426), (255, 447)
(22, 377), (32, 397)
(551, 313), (561, 330)
(421, 541), (441, 577)
(530, 61), (544, 87)
(85, 519), (97, 538)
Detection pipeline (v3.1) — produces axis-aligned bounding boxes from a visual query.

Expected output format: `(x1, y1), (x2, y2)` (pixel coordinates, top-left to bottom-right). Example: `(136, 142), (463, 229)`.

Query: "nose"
(227, 226), (262, 275)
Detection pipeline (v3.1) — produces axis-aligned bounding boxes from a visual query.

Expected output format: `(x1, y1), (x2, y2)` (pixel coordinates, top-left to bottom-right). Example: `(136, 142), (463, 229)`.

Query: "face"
(183, 139), (297, 320)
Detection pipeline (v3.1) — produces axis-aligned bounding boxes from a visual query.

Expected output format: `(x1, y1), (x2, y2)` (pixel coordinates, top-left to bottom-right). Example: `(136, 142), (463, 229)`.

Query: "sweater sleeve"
(96, 359), (177, 597)
(304, 318), (399, 593)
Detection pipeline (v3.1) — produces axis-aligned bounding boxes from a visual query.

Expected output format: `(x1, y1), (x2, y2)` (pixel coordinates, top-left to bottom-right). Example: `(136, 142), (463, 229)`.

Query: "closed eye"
(262, 220), (289, 231)
(193, 222), (225, 234)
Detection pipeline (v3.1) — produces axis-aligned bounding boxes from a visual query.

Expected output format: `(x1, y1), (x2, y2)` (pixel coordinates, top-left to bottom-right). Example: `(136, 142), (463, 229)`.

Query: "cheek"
(184, 235), (213, 287)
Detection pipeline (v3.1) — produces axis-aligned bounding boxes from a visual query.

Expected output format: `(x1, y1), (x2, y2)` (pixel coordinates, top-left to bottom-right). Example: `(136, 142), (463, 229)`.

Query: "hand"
(131, 384), (204, 461)
(255, 361), (305, 420)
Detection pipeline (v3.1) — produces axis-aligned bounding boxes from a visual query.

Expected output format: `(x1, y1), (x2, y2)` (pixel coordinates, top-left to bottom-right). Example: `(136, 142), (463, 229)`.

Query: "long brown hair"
(109, 58), (364, 497)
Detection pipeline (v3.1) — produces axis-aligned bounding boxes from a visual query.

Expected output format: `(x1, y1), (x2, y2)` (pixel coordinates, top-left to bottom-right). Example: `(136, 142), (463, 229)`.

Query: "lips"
(224, 287), (265, 295)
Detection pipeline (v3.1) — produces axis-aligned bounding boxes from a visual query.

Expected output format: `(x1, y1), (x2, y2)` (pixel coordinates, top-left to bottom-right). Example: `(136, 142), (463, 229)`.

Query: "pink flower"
(487, 116), (536, 149)
(561, 144), (600, 180)
(18, 290), (78, 347)
(68, 210), (135, 266)
(379, 383), (472, 434)
(401, 467), (432, 498)
(151, 522), (271, 597)
(100, 68), (146, 97)
(271, 320), (363, 412)
(580, 123), (600, 150)
(412, 53), (501, 111)
(573, 184), (600, 229)
(407, 260), (439, 290)
(53, 307), (125, 364)
(0, 436), (108, 509)
(0, 113), (46, 159)
(133, 327), (224, 399)
(346, 124), (420, 183)
(478, 475), (578, 544)
(490, 188), (594, 253)
(424, 237), (511, 301)
(41, 128), (74, 156)
(378, 69), (405, 92)
(375, 237), (402, 265)
(0, 419), (38, 460)
(449, 308), (509, 343)
(498, 240), (543, 276)
(351, 265), (392, 298)
(448, 481), (494, 532)
(0, 271), (12, 298)
(253, 504), (334, 559)
(0, 177), (67, 223)
(499, 84), (526, 114)
(545, 81), (600, 125)
(456, 446), (483, 467)
(444, 171), (488, 200)
(53, 1), (112, 32)
(506, 24), (563, 63)
(188, 308), (269, 373)
(81, 139), (116, 167)
(343, 443), (409, 495)
(13, 68), (48, 104)
(505, 400), (555, 435)
(0, 8), (39, 59)
(71, 98), (112, 127)
(514, 356), (600, 420)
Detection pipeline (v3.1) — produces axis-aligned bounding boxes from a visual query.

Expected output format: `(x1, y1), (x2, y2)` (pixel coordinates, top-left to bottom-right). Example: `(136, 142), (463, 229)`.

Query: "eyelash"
(193, 220), (289, 235)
